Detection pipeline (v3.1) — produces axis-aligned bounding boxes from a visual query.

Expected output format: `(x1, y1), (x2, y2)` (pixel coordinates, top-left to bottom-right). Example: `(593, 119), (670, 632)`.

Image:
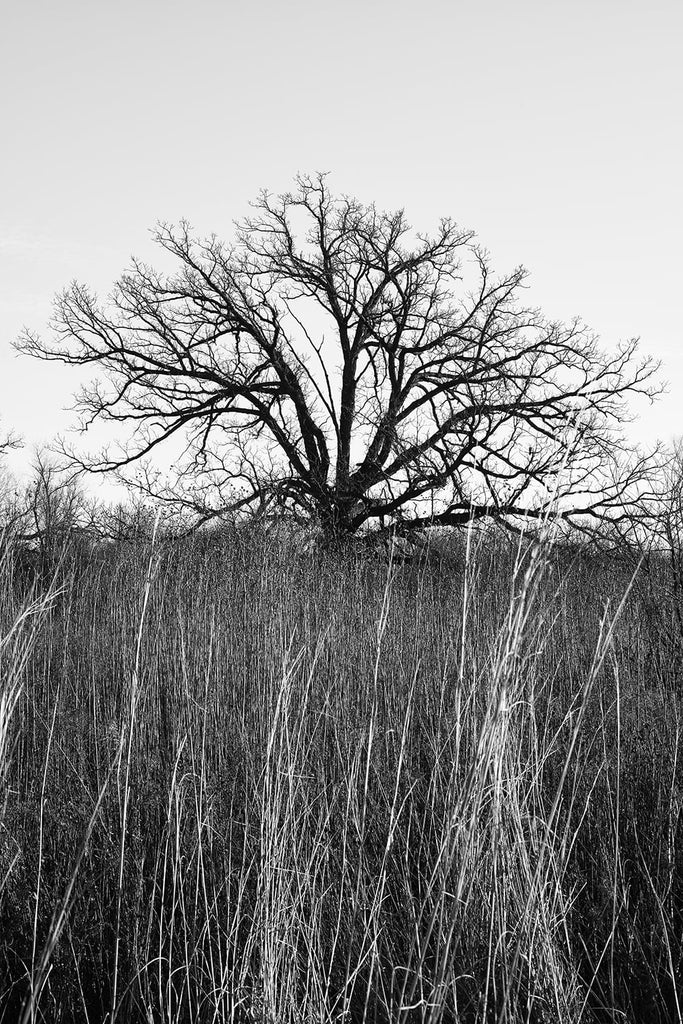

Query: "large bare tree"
(18, 174), (660, 539)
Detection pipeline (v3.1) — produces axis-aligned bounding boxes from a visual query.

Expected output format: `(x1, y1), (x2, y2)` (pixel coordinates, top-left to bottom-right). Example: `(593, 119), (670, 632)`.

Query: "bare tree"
(23, 454), (88, 556)
(0, 449), (99, 570)
(623, 440), (683, 646)
(0, 424), (21, 461)
(18, 174), (660, 540)
(0, 424), (23, 532)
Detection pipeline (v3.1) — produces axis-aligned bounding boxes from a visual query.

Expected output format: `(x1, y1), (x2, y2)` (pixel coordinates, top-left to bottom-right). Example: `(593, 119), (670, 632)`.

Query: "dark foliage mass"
(18, 175), (659, 539)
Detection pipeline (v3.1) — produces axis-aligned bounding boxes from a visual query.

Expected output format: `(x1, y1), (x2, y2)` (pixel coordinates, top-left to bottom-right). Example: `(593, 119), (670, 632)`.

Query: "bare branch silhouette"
(17, 173), (661, 539)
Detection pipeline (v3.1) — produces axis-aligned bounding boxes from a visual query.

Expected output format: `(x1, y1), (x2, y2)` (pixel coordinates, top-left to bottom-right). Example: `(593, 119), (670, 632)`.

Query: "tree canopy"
(18, 174), (660, 539)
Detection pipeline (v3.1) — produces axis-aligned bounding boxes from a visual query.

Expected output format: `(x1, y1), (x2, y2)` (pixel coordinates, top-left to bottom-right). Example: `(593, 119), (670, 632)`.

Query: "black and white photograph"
(0, 2), (681, 1021)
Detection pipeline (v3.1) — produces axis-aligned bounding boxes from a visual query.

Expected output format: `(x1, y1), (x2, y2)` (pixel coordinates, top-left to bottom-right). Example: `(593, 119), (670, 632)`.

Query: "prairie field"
(0, 526), (681, 1023)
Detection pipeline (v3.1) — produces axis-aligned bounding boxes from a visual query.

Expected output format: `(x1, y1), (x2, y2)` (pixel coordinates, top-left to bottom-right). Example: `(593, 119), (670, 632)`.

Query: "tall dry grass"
(0, 526), (681, 1023)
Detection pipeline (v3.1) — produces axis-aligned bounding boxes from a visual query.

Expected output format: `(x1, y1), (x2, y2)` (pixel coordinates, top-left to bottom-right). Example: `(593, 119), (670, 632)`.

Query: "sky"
(1, 0), (681, 487)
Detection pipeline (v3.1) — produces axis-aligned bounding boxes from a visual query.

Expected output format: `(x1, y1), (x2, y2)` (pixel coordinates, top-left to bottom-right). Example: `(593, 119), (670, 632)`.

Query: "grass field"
(0, 526), (681, 1023)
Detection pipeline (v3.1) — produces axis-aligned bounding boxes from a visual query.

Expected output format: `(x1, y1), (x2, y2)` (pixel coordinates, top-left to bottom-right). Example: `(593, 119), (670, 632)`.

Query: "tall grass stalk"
(0, 527), (681, 1023)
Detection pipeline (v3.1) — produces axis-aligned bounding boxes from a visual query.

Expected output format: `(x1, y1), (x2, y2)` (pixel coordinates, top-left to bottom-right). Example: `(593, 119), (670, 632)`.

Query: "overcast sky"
(1, 0), (681, 483)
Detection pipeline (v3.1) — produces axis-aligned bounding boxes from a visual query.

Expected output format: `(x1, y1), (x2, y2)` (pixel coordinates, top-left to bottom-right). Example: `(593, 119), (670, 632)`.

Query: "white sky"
(1, 0), (681, 484)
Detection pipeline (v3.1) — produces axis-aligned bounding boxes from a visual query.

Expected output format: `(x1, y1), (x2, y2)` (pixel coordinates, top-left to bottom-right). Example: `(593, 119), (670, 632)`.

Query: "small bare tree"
(628, 440), (683, 647)
(2, 453), (98, 575)
(0, 424), (23, 534)
(18, 174), (660, 540)
(0, 427), (21, 460)
(25, 455), (86, 559)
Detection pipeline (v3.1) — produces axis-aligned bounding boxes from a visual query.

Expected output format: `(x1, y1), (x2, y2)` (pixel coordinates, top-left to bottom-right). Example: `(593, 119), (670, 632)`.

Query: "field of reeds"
(0, 525), (681, 1024)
